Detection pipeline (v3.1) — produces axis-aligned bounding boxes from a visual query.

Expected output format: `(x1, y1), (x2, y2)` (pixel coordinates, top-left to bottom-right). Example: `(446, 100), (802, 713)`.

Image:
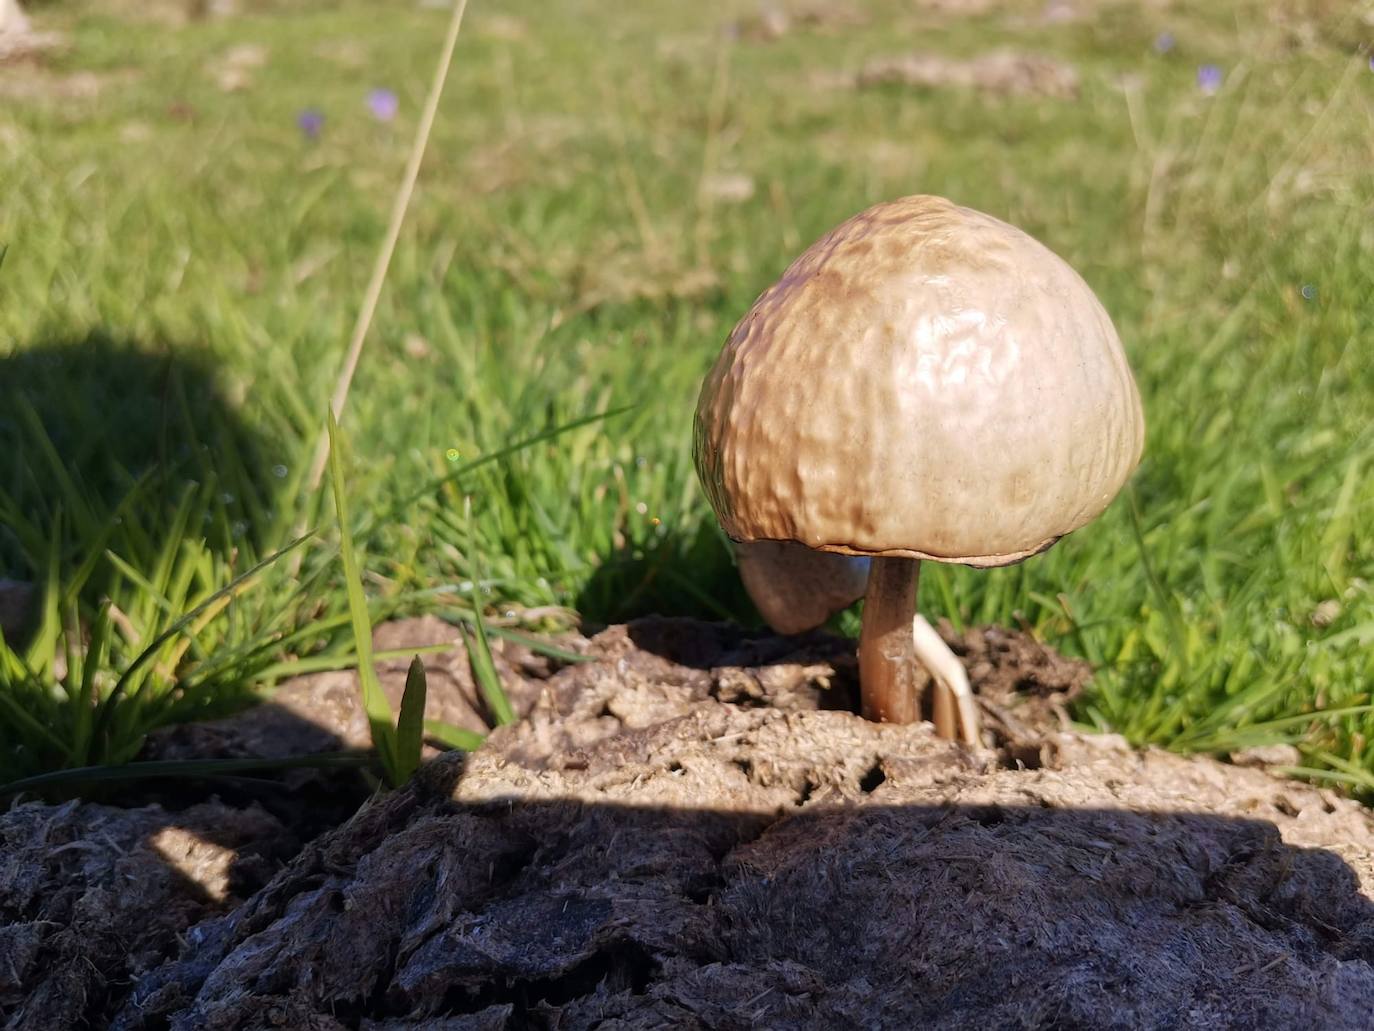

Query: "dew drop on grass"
(272, 464), (288, 479)
(1301, 284), (1315, 301)
(446, 448), (460, 462)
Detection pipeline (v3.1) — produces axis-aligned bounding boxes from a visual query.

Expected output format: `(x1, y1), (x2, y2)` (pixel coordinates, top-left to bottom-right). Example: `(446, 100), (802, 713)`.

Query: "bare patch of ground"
(0, 66), (138, 102)
(207, 42), (267, 93)
(913, 0), (1001, 14)
(912, 0), (1169, 16)
(0, 29), (63, 64)
(5, 618), (1374, 1029)
(730, 2), (869, 43)
(857, 50), (1081, 99)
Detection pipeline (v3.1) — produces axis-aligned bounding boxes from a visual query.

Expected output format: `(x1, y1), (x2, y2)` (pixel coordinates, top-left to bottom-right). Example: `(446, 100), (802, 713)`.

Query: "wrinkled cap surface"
(693, 195), (1144, 567)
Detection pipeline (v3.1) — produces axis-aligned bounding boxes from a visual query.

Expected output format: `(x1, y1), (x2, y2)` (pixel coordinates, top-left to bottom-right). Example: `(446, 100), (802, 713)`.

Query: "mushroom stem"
(858, 556), (921, 723)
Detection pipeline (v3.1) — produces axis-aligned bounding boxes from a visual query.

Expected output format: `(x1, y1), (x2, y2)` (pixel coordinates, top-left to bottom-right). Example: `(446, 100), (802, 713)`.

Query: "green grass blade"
(70, 602), (113, 764)
(423, 718), (486, 752)
(0, 685), (71, 757)
(379, 404), (638, 525)
(327, 411), (398, 779)
(394, 656), (428, 783)
(461, 619), (514, 727)
(463, 498), (515, 727)
(481, 625), (593, 665)
(89, 532), (314, 747)
(257, 644), (454, 680)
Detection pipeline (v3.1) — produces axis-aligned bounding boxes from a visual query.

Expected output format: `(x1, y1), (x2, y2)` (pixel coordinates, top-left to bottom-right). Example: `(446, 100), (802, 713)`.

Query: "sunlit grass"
(1, 0), (1371, 788)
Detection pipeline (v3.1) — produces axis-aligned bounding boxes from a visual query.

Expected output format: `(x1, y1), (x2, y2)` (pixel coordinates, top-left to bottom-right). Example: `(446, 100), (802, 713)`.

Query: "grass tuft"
(1, 0), (1371, 794)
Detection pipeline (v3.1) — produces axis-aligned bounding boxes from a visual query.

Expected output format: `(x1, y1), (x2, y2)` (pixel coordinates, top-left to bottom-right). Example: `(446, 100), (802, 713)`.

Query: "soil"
(4, 618), (1374, 1030)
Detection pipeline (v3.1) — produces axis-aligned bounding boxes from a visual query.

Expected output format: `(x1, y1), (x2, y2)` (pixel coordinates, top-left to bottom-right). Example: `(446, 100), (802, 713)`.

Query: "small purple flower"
(1153, 31), (1175, 54)
(1197, 64), (1223, 96)
(297, 108), (324, 139)
(366, 88), (398, 122)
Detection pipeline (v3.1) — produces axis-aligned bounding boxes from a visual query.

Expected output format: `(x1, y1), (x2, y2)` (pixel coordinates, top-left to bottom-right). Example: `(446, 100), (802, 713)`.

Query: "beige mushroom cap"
(694, 195), (1144, 567)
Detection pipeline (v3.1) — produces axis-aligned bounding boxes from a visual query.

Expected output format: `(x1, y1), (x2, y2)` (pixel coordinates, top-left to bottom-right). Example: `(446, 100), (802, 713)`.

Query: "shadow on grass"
(0, 331), (282, 582)
(572, 517), (757, 629)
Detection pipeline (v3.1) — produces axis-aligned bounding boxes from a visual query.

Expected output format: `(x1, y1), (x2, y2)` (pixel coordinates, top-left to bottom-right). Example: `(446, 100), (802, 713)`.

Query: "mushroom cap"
(693, 195), (1144, 567)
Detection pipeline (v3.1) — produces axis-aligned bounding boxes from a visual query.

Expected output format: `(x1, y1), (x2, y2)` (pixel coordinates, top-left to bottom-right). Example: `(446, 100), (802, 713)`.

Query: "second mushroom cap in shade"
(694, 194), (1144, 567)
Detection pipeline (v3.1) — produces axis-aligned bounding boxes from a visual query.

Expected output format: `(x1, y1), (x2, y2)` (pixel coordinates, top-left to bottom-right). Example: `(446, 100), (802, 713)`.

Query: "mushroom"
(694, 195), (1144, 741)
(0, 0), (29, 36)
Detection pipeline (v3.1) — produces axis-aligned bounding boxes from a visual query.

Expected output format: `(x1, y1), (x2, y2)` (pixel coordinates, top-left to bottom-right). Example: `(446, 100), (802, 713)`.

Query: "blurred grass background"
(1, 0), (1371, 786)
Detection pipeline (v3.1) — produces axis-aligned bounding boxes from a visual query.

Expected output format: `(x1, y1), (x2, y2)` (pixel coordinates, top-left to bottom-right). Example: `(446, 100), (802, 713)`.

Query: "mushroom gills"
(735, 541), (869, 635)
(736, 541), (982, 744)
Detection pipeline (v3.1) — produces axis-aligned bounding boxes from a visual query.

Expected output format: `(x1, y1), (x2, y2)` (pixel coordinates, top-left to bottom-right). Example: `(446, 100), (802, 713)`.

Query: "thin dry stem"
(912, 613), (982, 747)
(692, 39), (733, 269)
(302, 0), (472, 495)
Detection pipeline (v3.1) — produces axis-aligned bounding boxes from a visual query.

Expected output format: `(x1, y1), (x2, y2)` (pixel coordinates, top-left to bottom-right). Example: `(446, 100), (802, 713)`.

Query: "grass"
(1, 0), (1372, 789)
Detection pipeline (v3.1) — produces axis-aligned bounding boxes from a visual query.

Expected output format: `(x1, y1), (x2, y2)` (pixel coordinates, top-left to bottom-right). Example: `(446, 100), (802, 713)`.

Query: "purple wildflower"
(1197, 64), (1223, 96)
(366, 88), (399, 122)
(1153, 31), (1175, 54)
(297, 108), (324, 139)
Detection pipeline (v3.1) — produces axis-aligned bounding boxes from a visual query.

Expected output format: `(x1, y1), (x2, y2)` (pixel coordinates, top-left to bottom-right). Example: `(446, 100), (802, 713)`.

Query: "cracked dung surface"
(81, 618), (1374, 1030)
(4, 618), (1373, 1028)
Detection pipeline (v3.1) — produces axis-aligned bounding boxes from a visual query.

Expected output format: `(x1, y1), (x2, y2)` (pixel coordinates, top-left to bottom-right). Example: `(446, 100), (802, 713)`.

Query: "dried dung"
(0, 799), (297, 1029)
(86, 618), (1373, 1031)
